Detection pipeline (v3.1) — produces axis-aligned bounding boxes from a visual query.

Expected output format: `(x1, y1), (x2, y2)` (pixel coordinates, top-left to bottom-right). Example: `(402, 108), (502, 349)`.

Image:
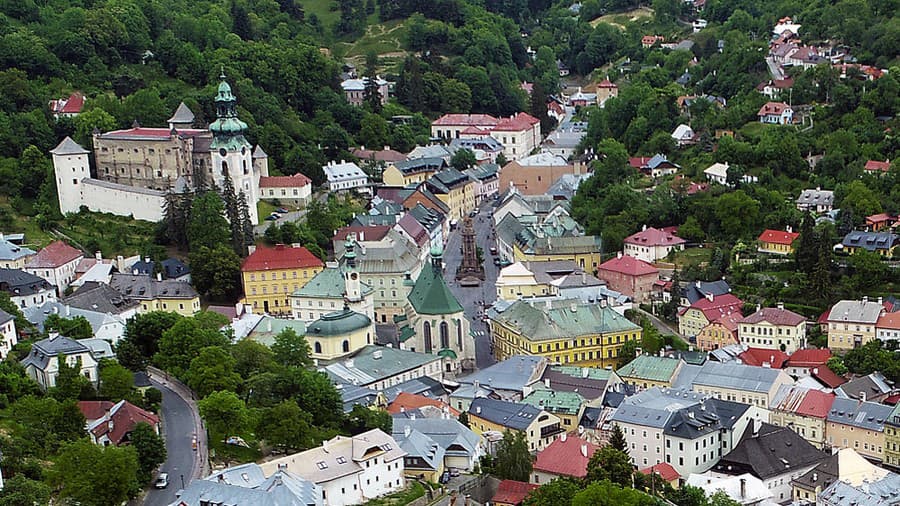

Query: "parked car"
(264, 215), (277, 221)
(489, 247), (498, 256)
(155, 473), (169, 489)
(277, 207), (289, 213)
(493, 257), (501, 266)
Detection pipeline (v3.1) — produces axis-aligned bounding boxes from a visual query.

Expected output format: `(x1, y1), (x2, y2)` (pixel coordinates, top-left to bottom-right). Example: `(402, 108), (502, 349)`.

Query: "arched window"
(440, 321), (450, 349)
(456, 320), (463, 350)
(221, 161), (228, 176)
(314, 342), (322, 354)
(243, 160), (248, 175)
(342, 340), (350, 353)
(423, 322), (432, 353)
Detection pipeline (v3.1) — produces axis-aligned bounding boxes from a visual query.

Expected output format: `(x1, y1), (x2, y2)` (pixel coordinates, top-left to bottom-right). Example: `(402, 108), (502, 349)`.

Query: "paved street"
(253, 209), (308, 235)
(143, 370), (205, 506)
(442, 201), (499, 370)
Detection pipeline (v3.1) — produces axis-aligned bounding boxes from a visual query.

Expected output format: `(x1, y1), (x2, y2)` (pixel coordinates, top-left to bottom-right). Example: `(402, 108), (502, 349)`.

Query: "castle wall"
(68, 179), (165, 222)
(94, 135), (199, 190)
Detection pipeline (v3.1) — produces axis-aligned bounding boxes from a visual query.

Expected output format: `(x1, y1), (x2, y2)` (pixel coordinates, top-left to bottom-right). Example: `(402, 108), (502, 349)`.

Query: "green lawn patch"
(55, 211), (158, 258)
(208, 431), (262, 466)
(669, 247), (711, 267)
(297, 0), (341, 30)
(589, 7), (654, 29)
(340, 20), (409, 60)
(257, 201), (278, 224)
(739, 121), (767, 141)
(362, 481), (427, 506)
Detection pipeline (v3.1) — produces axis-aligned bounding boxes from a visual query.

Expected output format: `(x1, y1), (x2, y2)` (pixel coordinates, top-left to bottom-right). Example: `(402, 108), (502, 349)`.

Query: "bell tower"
(209, 72), (258, 224)
(344, 235), (362, 303)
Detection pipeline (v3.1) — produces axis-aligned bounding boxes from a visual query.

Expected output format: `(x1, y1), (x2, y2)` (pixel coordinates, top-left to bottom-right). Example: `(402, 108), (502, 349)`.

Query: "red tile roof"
(741, 307), (806, 326)
(99, 127), (207, 139)
(241, 244), (323, 272)
(396, 214), (429, 248)
(864, 160), (891, 172)
(461, 126), (490, 135)
(710, 311), (743, 332)
(757, 102), (791, 116)
(598, 255), (659, 277)
(386, 392), (460, 416)
(786, 349), (832, 367)
(628, 156), (651, 168)
(333, 225), (392, 243)
(625, 227), (686, 247)
(259, 174), (311, 188)
(877, 312), (900, 330)
(758, 229), (800, 246)
(598, 79), (618, 89)
(812, 366), (847, 388)
(26, 240), (83, 268)
(866, 213), (896, 225)
(493, 112), (540, 132)
(492, 480), (539, 505)
(682, 293), (743, 322)
(432, 114), (499, 127)
(533, 436), (599, 478)
(50, 92), (85, 114)
(795, 390), (835, 419)
(639, 462), (680, 482)
(78, 400), (159, 445)
(738, 348), (788, 368)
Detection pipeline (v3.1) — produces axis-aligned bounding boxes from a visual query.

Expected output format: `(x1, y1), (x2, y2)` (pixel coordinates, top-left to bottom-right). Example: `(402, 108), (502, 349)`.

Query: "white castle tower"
(50, 137), (91, 216)
(209, 73), (260, 224)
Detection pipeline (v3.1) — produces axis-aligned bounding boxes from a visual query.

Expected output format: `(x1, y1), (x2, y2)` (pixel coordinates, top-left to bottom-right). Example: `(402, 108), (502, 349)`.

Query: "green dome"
(308, 309), (371, 336)
(430, 245), (443, 258)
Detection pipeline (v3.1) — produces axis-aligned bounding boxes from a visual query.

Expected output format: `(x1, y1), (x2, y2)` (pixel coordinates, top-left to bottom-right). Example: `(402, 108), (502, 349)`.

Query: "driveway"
(143, 369), (206, 506)
(253, 209), (308, 235)
(442, 202), (499, 370)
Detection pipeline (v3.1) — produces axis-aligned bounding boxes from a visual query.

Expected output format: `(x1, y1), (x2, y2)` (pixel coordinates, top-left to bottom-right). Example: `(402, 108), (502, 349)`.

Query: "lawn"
(55, 211), (159, 258)
(257, 200), (278, 224)
(589, 6), (654, 29)
(669, 247), (711, 267)
(297, 0), (341, 31)
(362, 481), (427, 506)
(336, 19), (410, 71)
(208, 431), (262, 466)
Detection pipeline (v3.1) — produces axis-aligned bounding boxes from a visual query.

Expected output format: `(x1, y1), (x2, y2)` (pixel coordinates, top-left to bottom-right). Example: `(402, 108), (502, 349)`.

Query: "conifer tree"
(221, 174), (243, 255)
(237, 190), (254, 255)
(609, 423), (628, 455)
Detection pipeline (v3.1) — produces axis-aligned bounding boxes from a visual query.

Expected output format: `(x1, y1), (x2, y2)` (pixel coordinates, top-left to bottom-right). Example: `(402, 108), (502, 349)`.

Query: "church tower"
(344, 236), (362, 303)
(209, 73), (259, 224)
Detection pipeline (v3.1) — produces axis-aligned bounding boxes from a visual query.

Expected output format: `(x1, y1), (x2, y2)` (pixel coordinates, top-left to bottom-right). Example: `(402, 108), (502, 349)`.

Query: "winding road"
(143, 368), (206, 506)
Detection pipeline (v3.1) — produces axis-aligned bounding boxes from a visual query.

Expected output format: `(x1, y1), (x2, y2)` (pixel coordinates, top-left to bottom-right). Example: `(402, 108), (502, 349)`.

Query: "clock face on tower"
(350, 273), (358, 280)
(219, 148), (227, 157)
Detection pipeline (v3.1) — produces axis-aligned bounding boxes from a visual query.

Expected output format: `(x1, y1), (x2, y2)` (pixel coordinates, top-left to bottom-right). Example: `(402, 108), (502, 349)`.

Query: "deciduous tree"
(198, 390), (249, 435)
(51, 439), (140, 506)
(131, 421), (166, 484)
(494, 430), (532, 482)
(271, 328), (312, 367)
(186, 346), (242, 398)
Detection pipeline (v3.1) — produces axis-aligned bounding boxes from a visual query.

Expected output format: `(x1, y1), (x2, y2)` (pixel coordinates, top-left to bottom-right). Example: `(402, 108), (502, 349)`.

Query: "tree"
(714, 190), (760, 240)
(154, 317), (230, 379)
(257, 400), (315, 450)
(0, 291), (29, 332)
(709, 490), (743, 506)
(51, 439), (140, 506)
(451, 149), (477, 171)
(51, 355), (94, 401)
(0, 475), (52, 506)
(609, 423), (628, 454)
(794, 212), (818, 274)
(271, 328), (312, 367)
(523, 477), (581, 506)
(572, 480), (658, 506)
(9, 396), (85, 456)
(586, 446), (633, 487)
(826, 356), (848, 376)
(667, 485), (710, 506)
(73, 108), (116, 148)
(458, 410), (469, 428)
(118, 311), (182, 371)
(345, 404), (392, 434)
(363, 52), (383, 113)
(186, 346), (243, 398)
(840, 181), (882, 219)
(187, 191), (230, 252)
(189, 244), (242, 300)
(131, 421), (166, 484)
(231, 339), (276, 379)
(198, 390), (249, 435)
(44, 314), (94, 340)
(221, 173), (244, 256)
(99, 360), (135, 401)
(494, 430), (532, 482)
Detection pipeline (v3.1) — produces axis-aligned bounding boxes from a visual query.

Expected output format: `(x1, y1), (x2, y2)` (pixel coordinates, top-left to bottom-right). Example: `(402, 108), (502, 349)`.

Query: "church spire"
(209, 72), (250, 150)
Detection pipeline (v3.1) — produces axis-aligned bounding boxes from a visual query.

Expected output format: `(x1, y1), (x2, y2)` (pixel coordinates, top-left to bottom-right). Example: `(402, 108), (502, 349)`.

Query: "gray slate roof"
(167, 102), (195, 124)
(62, 281), (139, 314)
(25, 300), (123, 336)
(458, 355), (546, 393)
(0, 238), (35, 262)
(685, 361), (786, 394)
(715, 422), (826, 480)
(835, 372), (893, 400)
(0, 308), (12, 325)
(321, 345), (441, 387)
(827, 397), (892, 431)
(796, 188), (834, 207)
(0, 268), (54, 296)
(817, 472), (900, 506)
(827, 299), (884, 324)
(392, 417), (480, 458)
(50, 136), (89, 155)
(682, 280), (731, 304)
(176, 463), (322, 506)
(109, 273), (198, 300)
(469, 398), (543, 431)
(20, 335), (91, 370)
(842, 231), (899, 252)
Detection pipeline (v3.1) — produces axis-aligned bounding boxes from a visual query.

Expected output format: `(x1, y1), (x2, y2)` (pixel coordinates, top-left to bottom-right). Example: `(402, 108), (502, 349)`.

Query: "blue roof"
(469, 398), (543, 431)
(0, 238), (34, 262)
(458, 355), (546, 393)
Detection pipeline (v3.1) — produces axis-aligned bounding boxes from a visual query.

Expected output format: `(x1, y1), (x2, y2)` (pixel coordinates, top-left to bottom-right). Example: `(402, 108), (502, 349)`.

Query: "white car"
(155, 473), (169, 489)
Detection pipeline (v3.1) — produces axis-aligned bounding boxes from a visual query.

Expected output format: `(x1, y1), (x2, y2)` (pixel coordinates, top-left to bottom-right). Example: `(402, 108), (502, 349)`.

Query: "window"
(316, 461), (328, 470)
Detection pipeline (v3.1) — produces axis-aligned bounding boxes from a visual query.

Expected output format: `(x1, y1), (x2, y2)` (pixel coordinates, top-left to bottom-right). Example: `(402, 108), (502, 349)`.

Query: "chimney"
(404, 425), (411, 438)
(582, 367), (589, 378)
(642, 224), (647, 232)
(740, 478), (746, 499)
(65, 305), (70, 317)
(544, 378), (551, 389)
(580, 444), (588, 457)
(616, 251), (622, 259)
(267, 319), (273, 332)
(156, 272), (162, 281)
(786, 225), (793, 234)
(49, 331), (59, 340)
(476, 406), (482, 414)
(752, 417), (761, 437)
(695, 280), (701, 288)
(561, 433), (567, 442)
(756, 303), (761, 312)
(812, 472), (818, 482)
(410, 412), (416, 420)
(218, 474), (226, 483)
(860, 391), (866, 402)
(863, 296), (869, 304)
(777, 301), (784, 310)
(144, 256), (150, 263)
(95, 251), (102, 261)
(878, 297), (883, 305)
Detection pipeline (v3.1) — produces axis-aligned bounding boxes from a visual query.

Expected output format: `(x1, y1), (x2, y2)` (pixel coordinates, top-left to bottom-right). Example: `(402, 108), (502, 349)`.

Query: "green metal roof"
(616, 355), (681, 382)
(551, 365), (613, 381)
(521, 386), (585, 415)
(293, 265), (372, 299)
(399, 325), (415, 343)
(437, 348), (458, 359)
(307, 309), (371, 337)
(407, 255), (463, 315)
(247, 317), (307, 347)
(489, 299), (640, 341)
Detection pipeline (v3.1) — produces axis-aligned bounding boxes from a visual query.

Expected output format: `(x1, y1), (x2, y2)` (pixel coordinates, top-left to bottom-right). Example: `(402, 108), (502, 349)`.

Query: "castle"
(50, 74), (268, 223)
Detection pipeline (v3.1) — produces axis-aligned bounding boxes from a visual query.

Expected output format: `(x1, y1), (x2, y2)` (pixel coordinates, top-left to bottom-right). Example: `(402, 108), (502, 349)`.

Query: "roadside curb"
(147, 366), (208, 480)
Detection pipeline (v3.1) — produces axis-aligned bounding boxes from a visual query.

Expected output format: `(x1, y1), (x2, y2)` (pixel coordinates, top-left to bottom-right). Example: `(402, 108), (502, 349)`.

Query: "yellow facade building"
(826, 397), (892, 463)
(825, 298), (883, 350)
(241, 244), (324, 316)
(489, 299), (641, 369)
(305, 308), (374, 360)
(511, 237), (602, 273)
(383, 158), (444, 187)
(425, 169), (476, 222)
(469, 397), (563, 452)
(109, 274), (200, 316)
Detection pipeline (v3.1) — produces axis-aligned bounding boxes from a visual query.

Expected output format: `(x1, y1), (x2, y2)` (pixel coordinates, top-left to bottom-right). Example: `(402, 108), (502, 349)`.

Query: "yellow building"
(769, 386), (833, 449)
(425, 169), (476, 222)
(521, 387), (586, 431)
(826, 298), (883, 350)
(109, 274), (200, 316)
(511, 236), (603, 273)
(826, 398), (893, 462)
(305, 308), (374, 360)
(241, 244), (324, 316)
(883, 404), (900, 468)
(383, 158), (444, 186)
(757, 229), (799, 255)
(489, 299), (641, 369)
(616, 355), (683, 390)
(695, 314), (740, 351)
(469, 397), (564, 452)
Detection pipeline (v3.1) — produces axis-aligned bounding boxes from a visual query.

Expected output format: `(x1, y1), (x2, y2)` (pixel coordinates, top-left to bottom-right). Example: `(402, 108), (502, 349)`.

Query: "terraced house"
(424, 168), (475, 222)
(826, 397), (893, 462)
(617, 355), (684, 390)
(738, 303), (807, 353)
(468, 398), (563, 452)
(488, 298), (641, 369)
